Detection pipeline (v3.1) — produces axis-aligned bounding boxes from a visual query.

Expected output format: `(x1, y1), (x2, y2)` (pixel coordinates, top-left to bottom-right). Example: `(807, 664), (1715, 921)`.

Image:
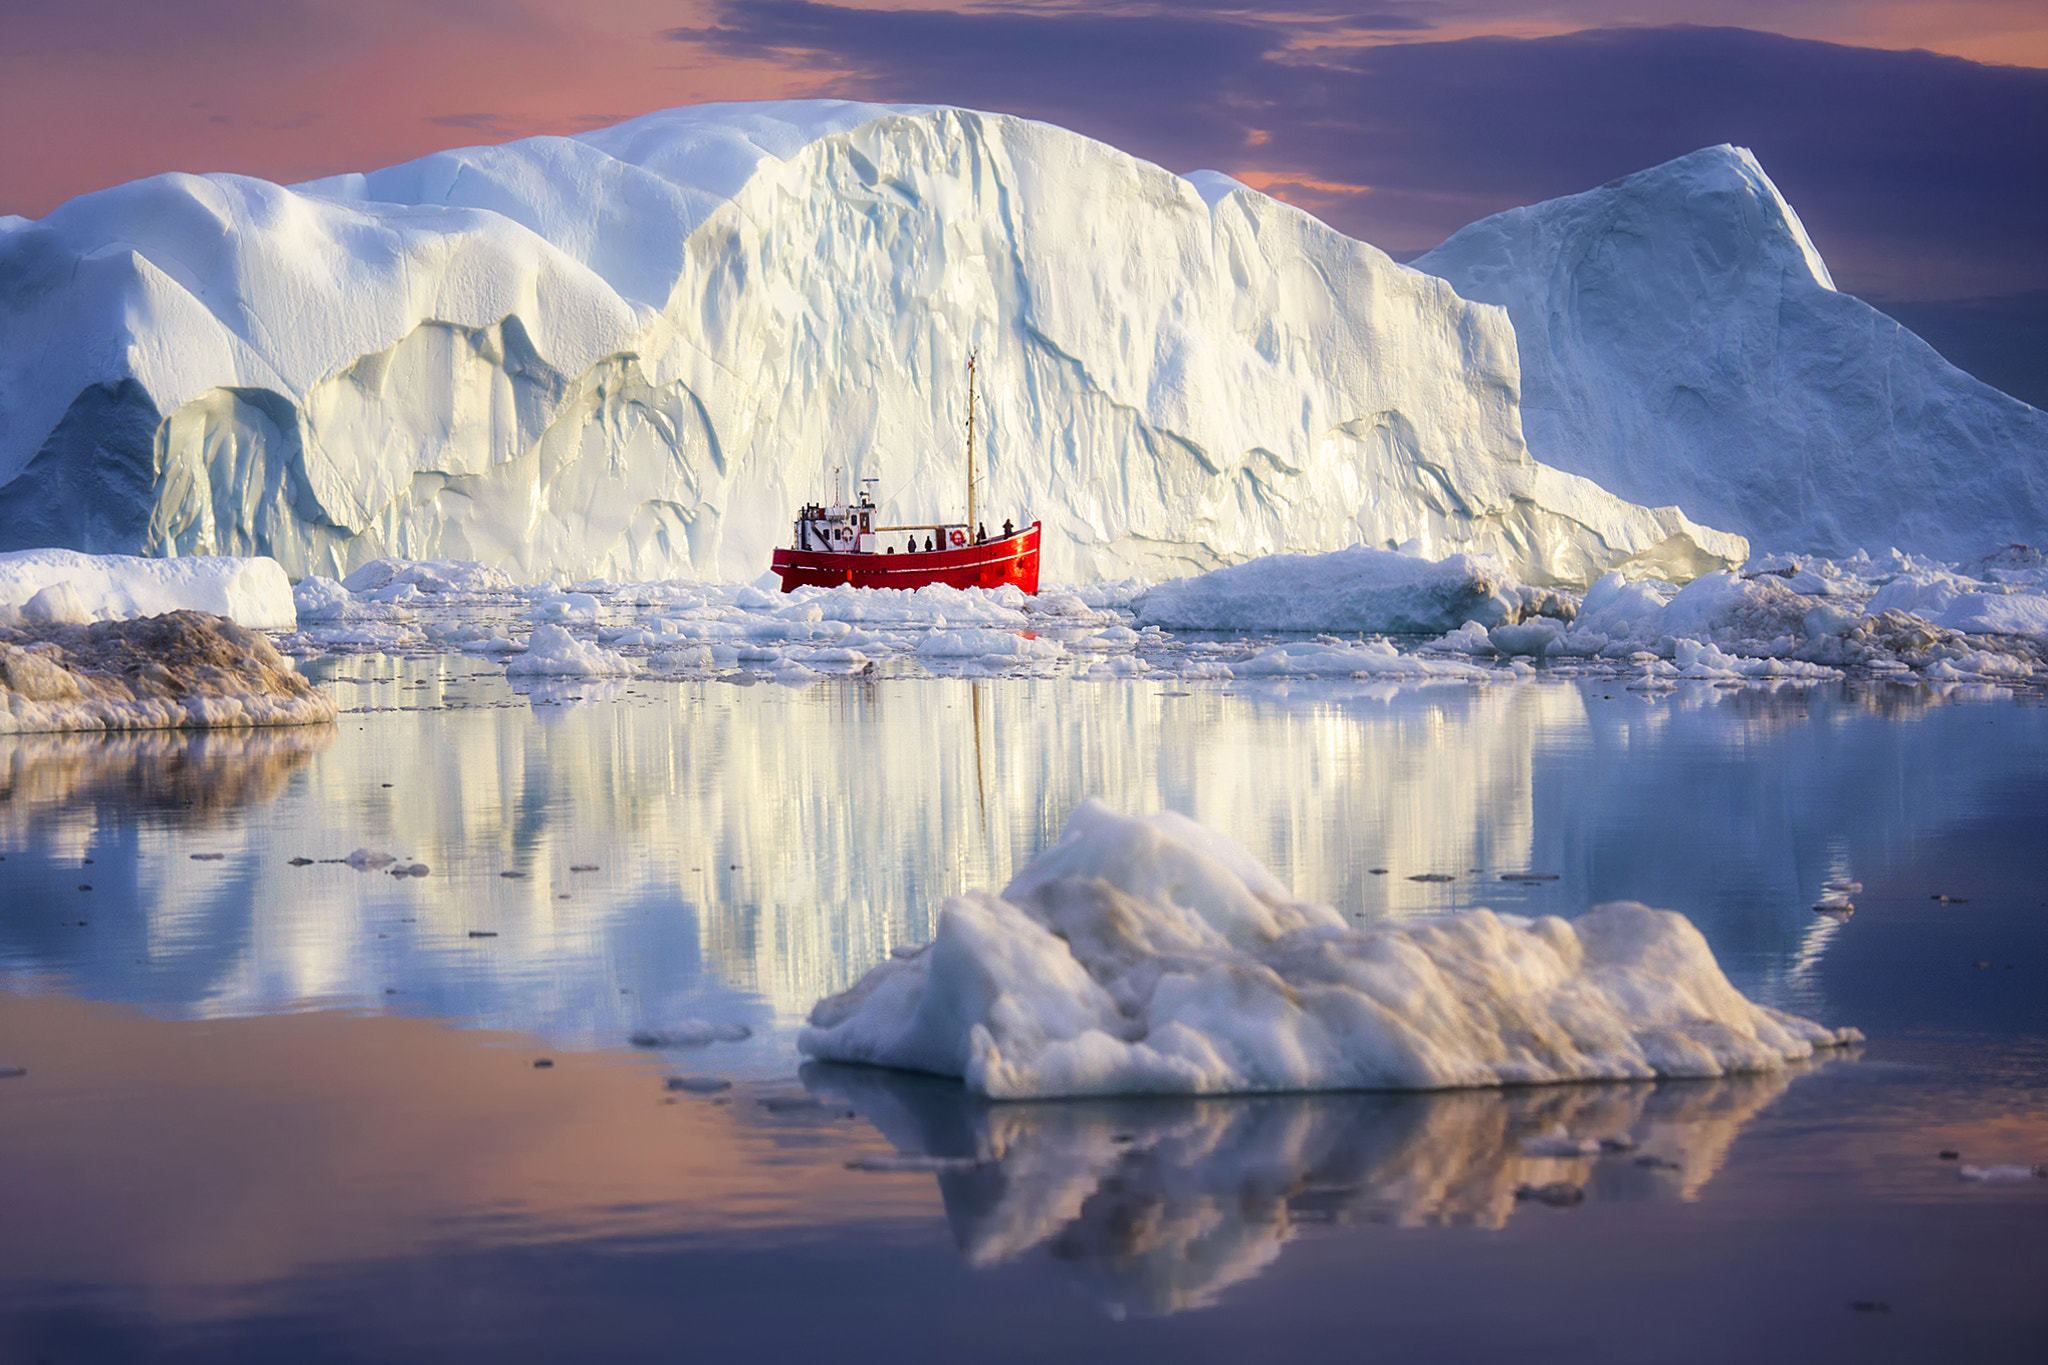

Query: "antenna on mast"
(965, 350), (979, 534)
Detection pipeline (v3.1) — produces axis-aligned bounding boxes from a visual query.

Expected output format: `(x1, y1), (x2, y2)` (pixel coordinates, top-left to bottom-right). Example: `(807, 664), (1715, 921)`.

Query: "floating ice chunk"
(1231, 639), (1487, 681)
(0, 550), (296, 631)
(22, 581), (90, 626)
(1431, 621), (1496, 654)
(648, 642), (718, 673)
(1137, 547), (1521, 635)
(631, 1021), (754, 1047)
(1519, 1125), (1601, 1157)
(341, 558), (514, 597)
(504, 625), (635, 678)
(1488, 619), (1565, 658)
(1957, 1163), (2047, 1183)
(293, 576), (350, 623)
(1079, 656), (1150, 679)
(801, 800), (1860, 1099)
(1867, 572), (2048, 639)
(917, 629), (1065, 661)
(531, 591), (602, 625)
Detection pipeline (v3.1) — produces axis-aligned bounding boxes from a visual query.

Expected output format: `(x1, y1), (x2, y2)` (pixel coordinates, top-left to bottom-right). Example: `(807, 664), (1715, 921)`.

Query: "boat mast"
(965, 351), (978, 534)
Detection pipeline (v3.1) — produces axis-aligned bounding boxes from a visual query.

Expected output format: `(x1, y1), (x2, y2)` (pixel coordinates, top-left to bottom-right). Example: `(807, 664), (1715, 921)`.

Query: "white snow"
(799, 800), (1858, 1098)
(1135, 547), (1525, 634)
(1415, 145), (2048, 561)
(0, 549), (295, 630)
(503, 624), (635, 678)
(0, 102), (1740, 589)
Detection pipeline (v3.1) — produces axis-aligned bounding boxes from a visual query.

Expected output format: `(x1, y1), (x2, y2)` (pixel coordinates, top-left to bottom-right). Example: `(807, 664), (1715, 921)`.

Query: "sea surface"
(2, 668), (2045, 1362)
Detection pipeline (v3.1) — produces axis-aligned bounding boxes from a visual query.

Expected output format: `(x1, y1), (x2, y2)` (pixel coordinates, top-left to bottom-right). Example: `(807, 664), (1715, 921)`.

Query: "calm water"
(3, 670), (2045, 1361)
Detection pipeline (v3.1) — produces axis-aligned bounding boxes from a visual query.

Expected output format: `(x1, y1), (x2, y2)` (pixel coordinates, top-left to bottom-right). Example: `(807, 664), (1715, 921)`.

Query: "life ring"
(949, 529), (966, 548)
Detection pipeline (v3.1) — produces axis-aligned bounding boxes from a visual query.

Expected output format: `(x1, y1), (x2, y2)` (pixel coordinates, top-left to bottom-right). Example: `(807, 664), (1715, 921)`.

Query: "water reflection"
(807, 1063), (1811, 1318)
(1, 671), (2043, 1052)
(0, 725), (332, 833)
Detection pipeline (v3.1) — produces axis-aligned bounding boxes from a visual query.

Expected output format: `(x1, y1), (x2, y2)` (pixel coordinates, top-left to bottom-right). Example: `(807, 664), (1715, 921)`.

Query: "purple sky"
(4, 2), (2044, 401)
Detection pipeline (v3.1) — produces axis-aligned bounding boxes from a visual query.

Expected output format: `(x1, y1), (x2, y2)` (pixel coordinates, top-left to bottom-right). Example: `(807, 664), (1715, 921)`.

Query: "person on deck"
(976, 523), (987, 543)
(1002, 518), (1014, 537)
(924, 535), (934, 552)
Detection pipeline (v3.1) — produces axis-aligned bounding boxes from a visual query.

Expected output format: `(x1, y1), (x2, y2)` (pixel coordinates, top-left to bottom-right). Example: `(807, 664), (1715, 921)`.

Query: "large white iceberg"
(800, 800), (1858, 1098)
(1415, 145), (2048, 561)
(0, 102), (1737, 588)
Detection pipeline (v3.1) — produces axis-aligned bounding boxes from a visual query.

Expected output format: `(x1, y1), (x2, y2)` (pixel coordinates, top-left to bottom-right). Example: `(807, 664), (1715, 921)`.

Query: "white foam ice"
(800, 800), (1859, 1098)
(0, 549), (295, 630)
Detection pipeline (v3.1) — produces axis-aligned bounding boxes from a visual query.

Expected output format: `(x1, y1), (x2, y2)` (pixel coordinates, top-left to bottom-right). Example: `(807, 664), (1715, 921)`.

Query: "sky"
(3, 1), (2043, 402)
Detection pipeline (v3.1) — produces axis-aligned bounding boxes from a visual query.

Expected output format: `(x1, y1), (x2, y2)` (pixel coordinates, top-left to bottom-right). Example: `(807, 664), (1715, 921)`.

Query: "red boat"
(771, 354), (1041, 595)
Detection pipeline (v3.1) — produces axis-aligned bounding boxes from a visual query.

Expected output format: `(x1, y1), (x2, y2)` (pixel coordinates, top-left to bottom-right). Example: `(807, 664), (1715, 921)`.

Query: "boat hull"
(772, 523), (1042, 594)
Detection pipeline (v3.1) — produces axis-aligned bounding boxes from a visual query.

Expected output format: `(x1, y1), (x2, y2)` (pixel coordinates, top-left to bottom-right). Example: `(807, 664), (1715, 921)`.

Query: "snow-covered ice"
(1416, 145), (2048, 561)
(800, 800), (1859, 1098)
(0, 549), (295, 630)
(0, 102), (1739, 588)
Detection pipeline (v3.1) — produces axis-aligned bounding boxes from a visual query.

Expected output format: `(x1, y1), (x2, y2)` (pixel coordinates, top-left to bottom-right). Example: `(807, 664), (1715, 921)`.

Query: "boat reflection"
(805, 1062), (1821, 1318)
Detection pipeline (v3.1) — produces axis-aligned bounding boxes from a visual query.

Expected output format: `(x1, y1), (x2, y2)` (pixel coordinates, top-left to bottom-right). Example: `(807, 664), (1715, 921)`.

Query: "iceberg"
(0, 548), (295, 630)
(0, 102), (1738, 588)
(1415, 146), (2048, 561)
(800, 800), (1858, 1098)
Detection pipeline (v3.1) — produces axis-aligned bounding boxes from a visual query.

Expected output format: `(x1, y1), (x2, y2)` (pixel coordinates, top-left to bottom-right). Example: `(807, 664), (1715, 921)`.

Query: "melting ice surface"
(799, 801), (1859, 1097)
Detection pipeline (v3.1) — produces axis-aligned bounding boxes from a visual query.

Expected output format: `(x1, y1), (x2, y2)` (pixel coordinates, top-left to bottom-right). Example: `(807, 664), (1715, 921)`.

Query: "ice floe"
(800, 800), (1860, 1098)
(0, 549), (296, 630)
(503, 624), (636, 678)
(245, 540), (2048, 695)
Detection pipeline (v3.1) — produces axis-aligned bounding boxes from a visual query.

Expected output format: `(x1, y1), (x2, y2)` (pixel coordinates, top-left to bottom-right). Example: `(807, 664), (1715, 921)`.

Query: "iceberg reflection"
(808, 1062), (1813, 1317)
(0, 669), (2041, 1051)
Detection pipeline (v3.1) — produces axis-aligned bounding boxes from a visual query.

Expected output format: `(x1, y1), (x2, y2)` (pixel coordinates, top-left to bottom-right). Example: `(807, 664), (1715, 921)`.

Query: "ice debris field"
(800, 801), (1861, 1098)
(263, 541), (2048, 695)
